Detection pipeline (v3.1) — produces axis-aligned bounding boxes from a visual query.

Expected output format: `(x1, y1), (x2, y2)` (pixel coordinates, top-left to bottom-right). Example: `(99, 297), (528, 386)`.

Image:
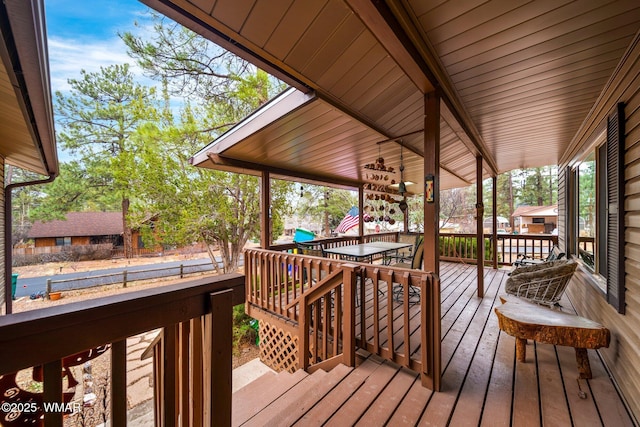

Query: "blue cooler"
(293, 228), (315, 242)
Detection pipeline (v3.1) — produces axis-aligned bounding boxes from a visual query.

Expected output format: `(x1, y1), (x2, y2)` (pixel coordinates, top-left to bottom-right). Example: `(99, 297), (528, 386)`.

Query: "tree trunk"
(205, 243), (221, 274)
(122, 198), (133, 259)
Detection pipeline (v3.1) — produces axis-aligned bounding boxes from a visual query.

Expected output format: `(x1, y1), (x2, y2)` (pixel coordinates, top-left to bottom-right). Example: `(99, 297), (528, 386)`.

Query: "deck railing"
(274, 231), (558, 267)
(0, 274), (244, 427)
(441, 233), (559, 265)
(243, 248), (441, 390)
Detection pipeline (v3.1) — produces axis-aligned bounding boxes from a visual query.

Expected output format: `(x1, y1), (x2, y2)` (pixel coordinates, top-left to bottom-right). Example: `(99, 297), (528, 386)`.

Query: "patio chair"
(295, 241), (326, 285)
(392, 237), (424, 304)
(383, 233), (418, 265)
(505, 259), (577, 307)
(295, 241), (326, 257)
(513, 245), (564, 267)
(579, 248), (595, 269)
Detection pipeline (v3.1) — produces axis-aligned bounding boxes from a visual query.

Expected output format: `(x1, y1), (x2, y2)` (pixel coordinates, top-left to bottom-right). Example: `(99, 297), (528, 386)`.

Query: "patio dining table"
(323, 241), (412, 263)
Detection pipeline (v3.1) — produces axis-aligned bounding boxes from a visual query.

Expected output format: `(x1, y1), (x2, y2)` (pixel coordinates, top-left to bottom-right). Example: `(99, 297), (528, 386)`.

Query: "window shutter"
(606, 103), (625, 314)
(559, 166), (570, 251)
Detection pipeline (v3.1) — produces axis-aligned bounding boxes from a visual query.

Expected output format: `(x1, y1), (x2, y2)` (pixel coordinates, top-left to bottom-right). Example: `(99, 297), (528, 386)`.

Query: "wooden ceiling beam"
(363, 0), (499, 176)
(204, 153), (361, 190)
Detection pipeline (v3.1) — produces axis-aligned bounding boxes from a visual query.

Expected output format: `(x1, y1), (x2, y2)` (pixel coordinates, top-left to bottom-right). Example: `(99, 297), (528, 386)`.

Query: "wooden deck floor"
(234, 262), (635, 426)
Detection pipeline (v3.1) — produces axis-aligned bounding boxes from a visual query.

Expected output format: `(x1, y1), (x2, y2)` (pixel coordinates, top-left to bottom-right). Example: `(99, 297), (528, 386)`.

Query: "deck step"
(292, 354), (391, 425)
(323, 359), (402, 426)
(246, 364), (354, 426)
(232, 369), (308, 426)
(232, 370), (276, 397)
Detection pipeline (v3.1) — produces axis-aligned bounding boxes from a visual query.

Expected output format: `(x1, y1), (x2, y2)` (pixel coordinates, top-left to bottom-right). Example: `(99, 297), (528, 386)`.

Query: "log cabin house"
(25, 211), (157, 258)
(27, 212), (125, 249)
(2, 1), (640, 426)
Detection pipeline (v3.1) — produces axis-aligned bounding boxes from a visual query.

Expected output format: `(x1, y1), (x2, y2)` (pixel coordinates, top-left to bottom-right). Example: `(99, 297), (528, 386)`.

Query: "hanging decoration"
(398, 144), (407, 196)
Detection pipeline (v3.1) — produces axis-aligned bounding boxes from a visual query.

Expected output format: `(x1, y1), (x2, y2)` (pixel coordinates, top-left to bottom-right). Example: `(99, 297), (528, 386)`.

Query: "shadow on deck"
(234, 262), (634, 426)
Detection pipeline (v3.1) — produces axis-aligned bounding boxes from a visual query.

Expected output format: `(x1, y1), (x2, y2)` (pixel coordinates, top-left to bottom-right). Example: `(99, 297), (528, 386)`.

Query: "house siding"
(72, 236), (90, 246)
(0, 160), (4, 314)
(34, 237), (56, 247)
(563, 35), (640, 420)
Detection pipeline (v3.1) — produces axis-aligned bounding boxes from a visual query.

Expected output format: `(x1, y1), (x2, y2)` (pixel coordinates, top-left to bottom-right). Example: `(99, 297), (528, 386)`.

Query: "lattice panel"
(258, 319), (299, 373)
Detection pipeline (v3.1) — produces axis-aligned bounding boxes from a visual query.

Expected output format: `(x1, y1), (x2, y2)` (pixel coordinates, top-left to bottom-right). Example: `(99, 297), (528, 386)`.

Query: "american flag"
(336, 207), (361, 233)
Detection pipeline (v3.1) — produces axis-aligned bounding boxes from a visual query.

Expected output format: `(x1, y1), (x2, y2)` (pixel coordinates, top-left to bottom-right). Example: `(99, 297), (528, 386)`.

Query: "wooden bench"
(494, 297), (610, 379)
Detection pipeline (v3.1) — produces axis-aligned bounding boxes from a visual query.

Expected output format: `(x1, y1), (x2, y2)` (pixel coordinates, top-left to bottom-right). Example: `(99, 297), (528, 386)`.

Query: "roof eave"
(1, 0), (58, 177)
(190, 88), (316, 167)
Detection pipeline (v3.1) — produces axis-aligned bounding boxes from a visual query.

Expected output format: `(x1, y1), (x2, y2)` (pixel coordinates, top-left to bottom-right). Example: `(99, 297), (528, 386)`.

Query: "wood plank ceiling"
(145, 0), (640, 192)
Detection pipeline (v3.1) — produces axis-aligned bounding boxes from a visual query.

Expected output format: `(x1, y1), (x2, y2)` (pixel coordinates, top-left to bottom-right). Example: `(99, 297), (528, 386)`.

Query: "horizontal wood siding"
(34, 237), (56, 247)
(0, 162), (4, 315)
(71, 236), (90, 245)
(565, 33), (640, 421)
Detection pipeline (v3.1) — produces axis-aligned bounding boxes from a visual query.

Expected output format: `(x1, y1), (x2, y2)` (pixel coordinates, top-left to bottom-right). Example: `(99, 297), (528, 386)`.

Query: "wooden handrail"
(0, 274), (244, 375)
(0, 274), (244, 426)
(297, 264), (358, 371)
(244, 248), (441, 390)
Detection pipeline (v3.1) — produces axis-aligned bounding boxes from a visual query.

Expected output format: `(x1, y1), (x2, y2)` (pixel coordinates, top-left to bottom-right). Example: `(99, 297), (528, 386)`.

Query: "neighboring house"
(512, 205), (558, 234)
(482, 216), (511, 233)
(27, 212), (124, 248)
(26, 212), (159, 257)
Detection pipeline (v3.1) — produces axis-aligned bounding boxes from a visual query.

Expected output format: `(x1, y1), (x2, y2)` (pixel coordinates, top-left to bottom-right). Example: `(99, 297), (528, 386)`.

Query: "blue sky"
(45, 0), (158, 161)
(45, 0), (153, 93)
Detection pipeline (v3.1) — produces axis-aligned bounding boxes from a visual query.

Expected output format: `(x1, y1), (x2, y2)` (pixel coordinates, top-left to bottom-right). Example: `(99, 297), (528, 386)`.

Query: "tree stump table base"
(495, 296), (610, 379)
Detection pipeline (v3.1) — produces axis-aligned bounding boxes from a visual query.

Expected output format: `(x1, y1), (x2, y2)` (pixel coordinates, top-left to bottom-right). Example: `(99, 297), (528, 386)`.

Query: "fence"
(45, 261), (217, 295)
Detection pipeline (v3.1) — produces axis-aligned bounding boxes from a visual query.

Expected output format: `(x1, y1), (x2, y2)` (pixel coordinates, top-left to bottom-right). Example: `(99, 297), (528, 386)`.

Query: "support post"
(476, 156), (484, 297)
(424, 91), (440, 276)
(260, 171), (271, 249)
(358, 184), (364, 241)
(492, 175), (498, 269)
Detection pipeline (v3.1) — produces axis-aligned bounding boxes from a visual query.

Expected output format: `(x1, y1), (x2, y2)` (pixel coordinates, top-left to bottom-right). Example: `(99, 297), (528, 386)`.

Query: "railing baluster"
(191, 317), (204, 427)
(299, 297), (310, 370)
(342, 265), (357, 367)
(179, 322), (190, 427)
(334, 285), (342, 357)
(210, 289), (233, 427)
(111, 339), (127, 426)
(322, 293), (330, 361)
(43, 359), (63, 427)
(402, 272), (411, 367)
(163, 324), (178, 426)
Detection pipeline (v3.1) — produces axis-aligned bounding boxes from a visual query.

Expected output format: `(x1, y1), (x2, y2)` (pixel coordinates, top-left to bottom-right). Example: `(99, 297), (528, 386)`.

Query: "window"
(532, 217), (545, 224)
(570, 103), (625, 313)
(577, 152), (596, 270)
(55, 237), (71, 246)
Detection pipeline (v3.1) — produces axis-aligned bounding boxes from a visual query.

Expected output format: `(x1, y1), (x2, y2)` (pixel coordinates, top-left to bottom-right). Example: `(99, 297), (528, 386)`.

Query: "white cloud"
(48, 35), (146, 93)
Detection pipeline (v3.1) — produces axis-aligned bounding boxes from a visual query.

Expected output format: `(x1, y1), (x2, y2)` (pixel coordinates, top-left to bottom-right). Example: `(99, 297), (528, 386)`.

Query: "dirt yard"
(11, 251), (260, 365)
(10, 251), (262, 424)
